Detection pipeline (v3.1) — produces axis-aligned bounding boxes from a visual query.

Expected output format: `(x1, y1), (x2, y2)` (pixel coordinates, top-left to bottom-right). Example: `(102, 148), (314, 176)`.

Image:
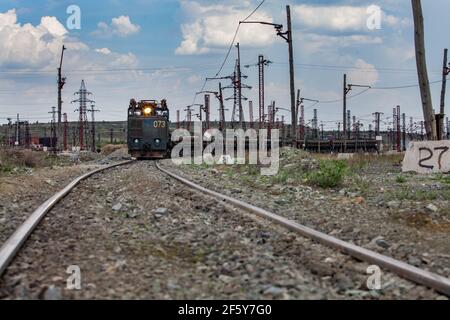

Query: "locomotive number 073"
(153, 120), (166, 128)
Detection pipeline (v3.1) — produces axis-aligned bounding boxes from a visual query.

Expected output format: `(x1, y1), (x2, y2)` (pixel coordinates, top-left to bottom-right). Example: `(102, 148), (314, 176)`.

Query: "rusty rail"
(0, 160), (134, 277)
(156, 161), (450, 297)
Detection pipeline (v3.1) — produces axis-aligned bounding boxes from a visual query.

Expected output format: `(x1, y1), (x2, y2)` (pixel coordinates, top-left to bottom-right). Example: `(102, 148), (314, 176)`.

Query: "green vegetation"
(396, 175), (407, 184)
(438, 174), (450, 185)
(307, 160), (349, 188)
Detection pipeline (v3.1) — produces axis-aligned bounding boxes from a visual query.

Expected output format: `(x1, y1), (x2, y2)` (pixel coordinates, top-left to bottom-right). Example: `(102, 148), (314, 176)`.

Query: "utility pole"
(176, 110), (180, 129)
(402, 113), (407, 151)
(439, 48), (449, 139)
(88, 105), (100, 152)
(219, 83), (226, 132)
(286, 5), (296, 144)
(185, 106), (193, 133)
(313, 109), (318, 139)
(240, 5), (296, 143)
(57, 45), (66, 148)
(63, 113), (68, 151)
(204, 94), (210, 131)
(236, 43), (244, 129)
(393, 108), (397, 150)
(347, 110), (351, 140)
(257, 55), (271, 128)
(373, 112), (383, 137)
(15, 114), (19, 146)
(249, 101), (254, 129)
(343, 74), (349, 141)
(343, 74), (371, 141)
(49, 107), (57, 152)
(397, 106), (401, 152)
(197, 85), (228, 132)
(5, 118), (11, 146)
(412, 0), (437, 140)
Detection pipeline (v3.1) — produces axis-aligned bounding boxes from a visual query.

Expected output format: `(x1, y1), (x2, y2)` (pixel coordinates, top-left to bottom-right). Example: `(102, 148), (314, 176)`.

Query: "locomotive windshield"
(128, 99), (169, 119)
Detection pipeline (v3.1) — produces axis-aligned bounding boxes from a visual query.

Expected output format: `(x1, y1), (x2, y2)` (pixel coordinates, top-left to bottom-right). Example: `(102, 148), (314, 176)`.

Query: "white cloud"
(95, 48), (112, 55)
(92, 15), (140, 38)
(0, 9), (70, 67)
(176, 1), (275, 55)
(0, 9), (18, 27)
(301, 33), (383, 54)
(0, 9), (139, 71)
(39, 16), (68, 37)
(293, 4), (408, 32)
(348, 59), (379, 87)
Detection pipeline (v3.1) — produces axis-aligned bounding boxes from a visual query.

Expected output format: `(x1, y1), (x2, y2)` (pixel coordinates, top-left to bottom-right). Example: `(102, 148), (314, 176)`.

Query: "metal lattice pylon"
(72, 80), (95, 150)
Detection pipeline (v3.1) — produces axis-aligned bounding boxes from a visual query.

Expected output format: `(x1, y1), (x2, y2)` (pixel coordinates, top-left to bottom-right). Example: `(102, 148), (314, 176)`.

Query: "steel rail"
(0, 160), (134, 277)
(156, 162), (450, 297)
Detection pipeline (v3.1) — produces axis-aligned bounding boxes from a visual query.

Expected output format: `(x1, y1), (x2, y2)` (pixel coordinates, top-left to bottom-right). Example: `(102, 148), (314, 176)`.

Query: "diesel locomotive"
(127, 99), (171, 159)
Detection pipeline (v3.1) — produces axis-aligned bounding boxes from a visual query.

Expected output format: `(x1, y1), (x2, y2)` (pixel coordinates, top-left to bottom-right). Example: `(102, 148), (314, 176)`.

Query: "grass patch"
(396, 175), (407, 184)
(439, 175), (450, 185)
(307, 160), (348, 188)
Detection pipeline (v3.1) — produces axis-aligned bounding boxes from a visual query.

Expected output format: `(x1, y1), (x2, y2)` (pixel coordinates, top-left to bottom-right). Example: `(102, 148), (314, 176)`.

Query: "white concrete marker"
(403, 141), (450, 174)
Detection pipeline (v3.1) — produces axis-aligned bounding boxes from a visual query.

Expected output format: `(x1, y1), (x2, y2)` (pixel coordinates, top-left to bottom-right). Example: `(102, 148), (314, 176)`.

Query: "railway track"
(0, 160), (449, 299)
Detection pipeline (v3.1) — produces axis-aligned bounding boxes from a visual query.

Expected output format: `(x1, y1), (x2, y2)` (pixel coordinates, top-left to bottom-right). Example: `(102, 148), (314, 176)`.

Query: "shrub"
(101, 144), (126, 156)
(307, 160), (348, 188)
(396, 175), (407, 184)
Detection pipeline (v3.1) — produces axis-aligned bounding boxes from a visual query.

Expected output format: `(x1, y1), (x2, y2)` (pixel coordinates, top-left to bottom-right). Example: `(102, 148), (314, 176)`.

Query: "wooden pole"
(439, 48), (448, 140)
(412, 0), (437, 140)
(286, 5), (297, 145)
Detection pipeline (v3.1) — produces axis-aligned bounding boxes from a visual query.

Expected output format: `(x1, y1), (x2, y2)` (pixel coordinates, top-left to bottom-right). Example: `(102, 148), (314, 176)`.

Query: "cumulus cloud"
(0, 9), (139, 73)
(95, 48), (112, 55)
(92, 15), (140, 38)
(292, 4), (409, 32)
(348, 59), (379, 87)
(176, 1), (275, 55)
(0, 9), (70, 67)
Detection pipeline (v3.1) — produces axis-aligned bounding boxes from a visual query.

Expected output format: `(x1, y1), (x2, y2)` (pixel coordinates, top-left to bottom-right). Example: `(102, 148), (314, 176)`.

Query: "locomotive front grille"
(129, 119), (143, 137)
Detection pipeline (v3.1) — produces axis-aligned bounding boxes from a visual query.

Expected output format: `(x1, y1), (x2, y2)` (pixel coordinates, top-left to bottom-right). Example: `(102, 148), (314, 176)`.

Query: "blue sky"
(0, 0), (449, 131)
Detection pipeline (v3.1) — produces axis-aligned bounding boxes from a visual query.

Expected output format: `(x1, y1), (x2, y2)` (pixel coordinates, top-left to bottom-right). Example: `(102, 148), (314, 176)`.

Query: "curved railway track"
(0, 160), (449, 298)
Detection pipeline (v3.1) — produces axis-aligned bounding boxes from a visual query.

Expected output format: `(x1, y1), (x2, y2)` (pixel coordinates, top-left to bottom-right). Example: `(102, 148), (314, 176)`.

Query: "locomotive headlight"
(144, 107), (152, 115)
(134, 139), (140, 144)
(154, 139), (161, 145)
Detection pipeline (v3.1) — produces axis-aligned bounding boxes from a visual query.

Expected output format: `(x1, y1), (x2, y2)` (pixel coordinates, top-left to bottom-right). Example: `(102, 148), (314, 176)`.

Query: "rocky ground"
(0, 148), (130, 244)
(160, 148), (450, 294)
(0, 158), (446, 299)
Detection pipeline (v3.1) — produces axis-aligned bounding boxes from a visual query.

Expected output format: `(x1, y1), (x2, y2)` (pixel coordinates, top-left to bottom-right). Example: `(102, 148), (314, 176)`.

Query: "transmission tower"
(72, 80), (94, 151)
